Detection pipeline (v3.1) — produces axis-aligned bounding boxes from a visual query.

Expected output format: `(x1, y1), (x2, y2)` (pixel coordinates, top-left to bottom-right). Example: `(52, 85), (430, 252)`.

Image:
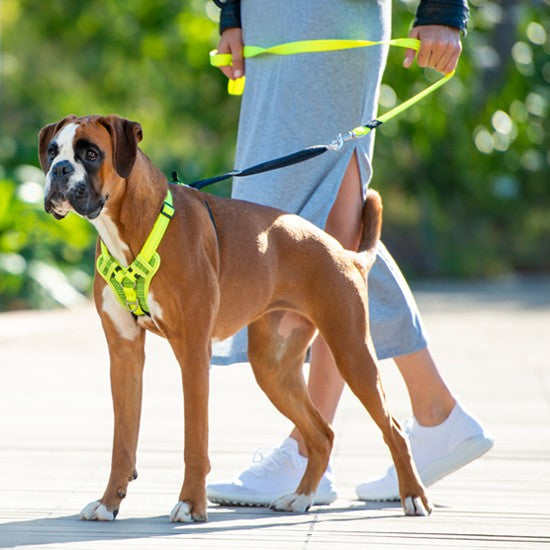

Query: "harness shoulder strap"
(96, 190), (174, 316)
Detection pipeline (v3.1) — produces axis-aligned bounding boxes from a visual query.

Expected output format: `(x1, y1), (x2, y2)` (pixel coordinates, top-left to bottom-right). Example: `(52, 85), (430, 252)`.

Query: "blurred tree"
(0, 0), (548, 309)
(375, 0), (550, 276)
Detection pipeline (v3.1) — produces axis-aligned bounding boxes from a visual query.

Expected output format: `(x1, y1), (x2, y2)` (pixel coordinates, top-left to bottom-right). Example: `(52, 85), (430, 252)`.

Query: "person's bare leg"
(289, 153), (455, 455)
(393, 348), (456, 426)
(290, 153), (363, 456)
(206, 155), (492, 506)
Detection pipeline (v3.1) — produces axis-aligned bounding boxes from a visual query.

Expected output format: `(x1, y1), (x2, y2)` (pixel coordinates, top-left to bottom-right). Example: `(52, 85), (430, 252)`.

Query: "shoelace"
(403, 418), (415, 437)
(249, 447), (300, 477)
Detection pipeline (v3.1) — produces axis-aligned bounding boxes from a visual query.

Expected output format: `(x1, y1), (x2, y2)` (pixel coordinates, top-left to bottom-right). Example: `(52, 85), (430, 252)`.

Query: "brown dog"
(38, 114), (431, 522)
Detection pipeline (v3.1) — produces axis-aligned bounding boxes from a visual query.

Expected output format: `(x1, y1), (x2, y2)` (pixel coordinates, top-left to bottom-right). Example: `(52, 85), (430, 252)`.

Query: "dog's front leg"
(168, 338), (211, 523)
(80, 304), (146, 521)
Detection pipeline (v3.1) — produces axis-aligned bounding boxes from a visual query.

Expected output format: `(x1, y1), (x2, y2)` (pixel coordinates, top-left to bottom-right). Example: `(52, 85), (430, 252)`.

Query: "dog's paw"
(270, 493), (313, 513)
(80, 500), (118, 521)
(169, 501), (208, 523)
(403, 495), (432, 517)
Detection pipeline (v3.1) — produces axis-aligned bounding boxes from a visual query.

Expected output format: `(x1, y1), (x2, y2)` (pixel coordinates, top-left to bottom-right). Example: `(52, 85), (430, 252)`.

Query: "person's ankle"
(413, 397), (457, 427)
(288, 432), (309, 458)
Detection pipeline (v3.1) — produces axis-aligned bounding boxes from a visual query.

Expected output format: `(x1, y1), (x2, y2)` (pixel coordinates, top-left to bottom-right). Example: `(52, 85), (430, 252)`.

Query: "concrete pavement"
(0, 276), (549, 548)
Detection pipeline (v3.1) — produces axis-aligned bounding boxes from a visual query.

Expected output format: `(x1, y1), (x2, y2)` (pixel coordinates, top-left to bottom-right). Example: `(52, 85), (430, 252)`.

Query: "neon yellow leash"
(210, 37), (454, 137)
(96, 39), (454, 314)
(96, 190), (175, 316)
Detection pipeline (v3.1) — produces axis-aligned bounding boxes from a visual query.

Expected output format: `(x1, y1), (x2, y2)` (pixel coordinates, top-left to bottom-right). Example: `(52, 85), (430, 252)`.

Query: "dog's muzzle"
(45, 161), (105, 220)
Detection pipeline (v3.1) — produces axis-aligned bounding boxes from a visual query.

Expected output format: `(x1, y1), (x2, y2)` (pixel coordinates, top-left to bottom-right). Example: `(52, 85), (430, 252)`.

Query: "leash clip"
(328, 131), (356, 152)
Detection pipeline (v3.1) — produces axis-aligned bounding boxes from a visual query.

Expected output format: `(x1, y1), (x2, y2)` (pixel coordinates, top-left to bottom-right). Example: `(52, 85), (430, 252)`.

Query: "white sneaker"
(356, 400), (494, 501)
(207, 437), (337, 506)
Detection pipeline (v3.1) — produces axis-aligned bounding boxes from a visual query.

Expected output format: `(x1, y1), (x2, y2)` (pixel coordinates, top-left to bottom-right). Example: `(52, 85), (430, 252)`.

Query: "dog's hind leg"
(317, 303), (432, 516)
(247, 311), (333, 512)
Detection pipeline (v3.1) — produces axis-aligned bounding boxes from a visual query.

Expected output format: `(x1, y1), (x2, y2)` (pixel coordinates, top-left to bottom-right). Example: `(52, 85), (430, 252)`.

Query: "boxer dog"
(38, 114), (431, 522)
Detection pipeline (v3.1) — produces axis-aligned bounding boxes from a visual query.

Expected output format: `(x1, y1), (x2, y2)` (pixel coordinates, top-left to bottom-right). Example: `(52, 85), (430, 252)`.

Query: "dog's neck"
(92, 150), (168, 267)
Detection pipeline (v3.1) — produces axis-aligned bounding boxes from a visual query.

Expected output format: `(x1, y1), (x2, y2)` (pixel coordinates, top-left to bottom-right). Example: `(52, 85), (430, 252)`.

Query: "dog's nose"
(51, 160), (74, 178)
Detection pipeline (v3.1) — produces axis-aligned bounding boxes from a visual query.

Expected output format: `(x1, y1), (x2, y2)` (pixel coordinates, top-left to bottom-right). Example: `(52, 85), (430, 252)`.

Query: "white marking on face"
(101, 285), (141, 341)
(92, 212), (131, 267)
(53, 123), (78, 163)
(45, 123), (88, 205)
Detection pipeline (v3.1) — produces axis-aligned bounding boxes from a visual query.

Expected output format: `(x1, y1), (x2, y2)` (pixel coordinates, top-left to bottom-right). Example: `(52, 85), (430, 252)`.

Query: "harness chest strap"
(96, 190), (175, 316)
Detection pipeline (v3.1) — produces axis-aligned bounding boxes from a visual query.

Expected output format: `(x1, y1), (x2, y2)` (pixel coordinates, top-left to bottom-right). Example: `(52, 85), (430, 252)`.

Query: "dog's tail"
(358, 189), (382, 253)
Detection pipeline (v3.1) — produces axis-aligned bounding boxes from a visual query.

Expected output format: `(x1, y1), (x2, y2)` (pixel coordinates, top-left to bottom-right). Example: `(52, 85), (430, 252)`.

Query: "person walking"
(208, 0), (493, 505)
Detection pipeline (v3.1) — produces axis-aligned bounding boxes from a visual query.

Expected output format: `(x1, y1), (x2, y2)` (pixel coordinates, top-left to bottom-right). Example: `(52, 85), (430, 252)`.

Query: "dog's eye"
(47, 147), (56, 162)
(86, 150), (99, 161)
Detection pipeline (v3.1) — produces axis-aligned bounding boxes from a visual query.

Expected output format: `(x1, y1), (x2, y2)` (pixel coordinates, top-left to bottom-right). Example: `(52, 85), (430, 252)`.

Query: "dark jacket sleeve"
(212, 1), (469, 36)
(413, 0), (469, 33)
(213, 0), (241, 34)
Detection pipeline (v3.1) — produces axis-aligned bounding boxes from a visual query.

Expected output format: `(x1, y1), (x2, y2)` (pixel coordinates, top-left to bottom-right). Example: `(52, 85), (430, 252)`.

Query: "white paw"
(270, 492), (313, 513)
(403, 495), (431, 517)
(170, 501), (209, 523)
(80, 501), (116, 521)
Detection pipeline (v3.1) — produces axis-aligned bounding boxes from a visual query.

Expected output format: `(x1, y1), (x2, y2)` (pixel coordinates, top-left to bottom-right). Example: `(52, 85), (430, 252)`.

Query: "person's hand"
(403, 25), (462, 74)
(217, 27), (245, 80)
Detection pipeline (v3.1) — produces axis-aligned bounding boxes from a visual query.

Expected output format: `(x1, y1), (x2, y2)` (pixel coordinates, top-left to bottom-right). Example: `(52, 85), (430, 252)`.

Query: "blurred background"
(0, 0), (548, 311)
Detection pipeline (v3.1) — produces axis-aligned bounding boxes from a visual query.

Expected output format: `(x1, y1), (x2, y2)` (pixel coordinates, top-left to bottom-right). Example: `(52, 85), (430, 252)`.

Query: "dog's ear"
(37, 115), (79, 173)
(99, 115), (143, 179)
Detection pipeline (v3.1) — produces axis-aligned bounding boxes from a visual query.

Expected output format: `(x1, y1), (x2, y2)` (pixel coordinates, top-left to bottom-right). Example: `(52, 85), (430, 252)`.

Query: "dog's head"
(38, 114), (142, 220)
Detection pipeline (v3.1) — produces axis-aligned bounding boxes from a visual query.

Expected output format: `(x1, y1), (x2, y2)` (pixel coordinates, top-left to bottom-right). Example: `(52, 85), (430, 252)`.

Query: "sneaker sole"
(208, 490), (338, 507)
(421, 433), (494, 487)
(357, 434), (494, 502)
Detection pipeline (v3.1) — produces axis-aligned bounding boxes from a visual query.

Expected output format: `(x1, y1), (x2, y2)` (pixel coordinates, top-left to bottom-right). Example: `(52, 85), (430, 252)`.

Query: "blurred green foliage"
(0, 0), (549, 310)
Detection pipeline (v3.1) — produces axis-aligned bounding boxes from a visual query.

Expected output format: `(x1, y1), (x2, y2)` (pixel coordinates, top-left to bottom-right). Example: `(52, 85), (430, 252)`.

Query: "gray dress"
(212, 0), (428, 364)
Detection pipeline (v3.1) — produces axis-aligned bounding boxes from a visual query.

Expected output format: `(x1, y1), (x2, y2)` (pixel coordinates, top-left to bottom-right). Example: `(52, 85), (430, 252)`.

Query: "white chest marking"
(101, 285), (141, 341)
(92, 212), (131, 267)
(146, 291), (164, 322)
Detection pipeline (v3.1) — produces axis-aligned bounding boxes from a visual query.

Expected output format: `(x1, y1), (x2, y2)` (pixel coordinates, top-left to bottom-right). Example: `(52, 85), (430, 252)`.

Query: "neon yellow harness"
(210, 37), (454, 135)
(96, 190), (175, 316)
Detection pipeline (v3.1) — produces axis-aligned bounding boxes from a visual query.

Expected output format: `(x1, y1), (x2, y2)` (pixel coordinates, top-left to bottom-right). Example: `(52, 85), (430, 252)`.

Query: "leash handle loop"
(210, 37), (421, 69)
(210, 37), (454, 134)
(210, 38), (427, 96)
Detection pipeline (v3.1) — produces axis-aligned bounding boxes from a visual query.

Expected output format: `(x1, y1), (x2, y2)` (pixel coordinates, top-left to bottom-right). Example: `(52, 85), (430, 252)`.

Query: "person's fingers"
(403, 27), (420, 69)
(416, 37), (434, 68)
(220, 66), (234, 80)
(441, 48), (461, 74)
(231, 47), (244, 79)
(431, 36), (461, 73)
(216, 28), (245, 80)
(410, 25), (462, 74)
(403, 48), (416, 68)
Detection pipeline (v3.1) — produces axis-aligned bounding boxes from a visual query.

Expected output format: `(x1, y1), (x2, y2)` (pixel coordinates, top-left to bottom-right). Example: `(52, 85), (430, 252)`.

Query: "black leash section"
(186, 145), (328, 190)
(178, 119), (383, 191)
